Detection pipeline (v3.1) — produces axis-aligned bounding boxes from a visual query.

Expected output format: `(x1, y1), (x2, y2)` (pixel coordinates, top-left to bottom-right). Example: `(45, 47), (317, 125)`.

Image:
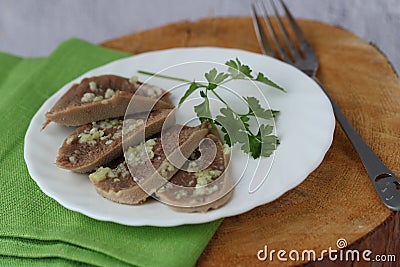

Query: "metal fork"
(251, 0), (400, 211)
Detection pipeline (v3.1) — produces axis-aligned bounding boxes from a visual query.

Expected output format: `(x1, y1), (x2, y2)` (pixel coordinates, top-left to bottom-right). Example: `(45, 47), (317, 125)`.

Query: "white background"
(1, 0), (399, 73)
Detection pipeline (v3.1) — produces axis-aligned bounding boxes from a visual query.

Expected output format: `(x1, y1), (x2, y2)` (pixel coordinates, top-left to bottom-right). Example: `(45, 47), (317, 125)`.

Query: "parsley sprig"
(138, 58), (285, 159)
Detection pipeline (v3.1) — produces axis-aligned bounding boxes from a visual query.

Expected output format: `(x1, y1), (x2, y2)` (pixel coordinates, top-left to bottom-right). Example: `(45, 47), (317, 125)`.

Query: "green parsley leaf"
(215, 107), (249, 146)
(271, 110), (280, 117)
(179, 82), (203, 106)
(242, 135), (262, 159)
(205, 68), (229, 90)
(214, 72), (230, 84)
(259, 124), (280, 158)
(205, 68), (217, 83)
(238, 124), (279, 159)
(255, 73), (286, 92)
(194, 94), (212, 123)
(138, 57), (285, 159)
(225, 58), (253, 79)
(240, 115), (250, 129)
(220, 126), (231, 146)
(244, 97), (276, 120)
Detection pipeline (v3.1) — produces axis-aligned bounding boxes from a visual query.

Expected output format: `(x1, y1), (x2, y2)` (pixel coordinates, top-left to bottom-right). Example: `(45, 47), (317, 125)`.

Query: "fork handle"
(315, 79), (400, 211)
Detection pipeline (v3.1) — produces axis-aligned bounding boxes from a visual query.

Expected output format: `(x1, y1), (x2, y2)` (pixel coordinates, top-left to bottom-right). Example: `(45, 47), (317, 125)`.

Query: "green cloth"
(0, 39), (222, 267)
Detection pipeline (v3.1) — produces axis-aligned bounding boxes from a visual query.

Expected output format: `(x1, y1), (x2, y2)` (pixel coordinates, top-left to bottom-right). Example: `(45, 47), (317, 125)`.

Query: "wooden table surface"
(102, 17), (400, 266)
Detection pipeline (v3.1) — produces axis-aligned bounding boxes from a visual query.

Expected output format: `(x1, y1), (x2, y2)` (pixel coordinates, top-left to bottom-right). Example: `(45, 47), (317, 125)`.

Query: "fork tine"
(278, 0), (312, 51)
(270, 0), (302, 61)
(251, 4), (275, 57)
(259, 1), (291, 62)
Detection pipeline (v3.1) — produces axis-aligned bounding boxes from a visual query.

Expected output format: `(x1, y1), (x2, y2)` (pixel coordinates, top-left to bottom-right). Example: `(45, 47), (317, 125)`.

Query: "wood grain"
(102, 17), (400, 266)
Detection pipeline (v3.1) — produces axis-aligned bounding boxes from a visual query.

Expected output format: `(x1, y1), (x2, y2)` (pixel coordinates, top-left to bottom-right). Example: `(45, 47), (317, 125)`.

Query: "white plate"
(24, 47), (335, 227)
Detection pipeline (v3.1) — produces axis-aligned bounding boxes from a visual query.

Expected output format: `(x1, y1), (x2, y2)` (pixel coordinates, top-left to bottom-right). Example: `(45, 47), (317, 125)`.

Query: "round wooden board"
(102, 17), (400, 266)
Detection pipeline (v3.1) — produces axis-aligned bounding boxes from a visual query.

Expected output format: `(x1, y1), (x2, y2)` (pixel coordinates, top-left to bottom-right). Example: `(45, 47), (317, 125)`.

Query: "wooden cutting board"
(102, 17), (400, 266)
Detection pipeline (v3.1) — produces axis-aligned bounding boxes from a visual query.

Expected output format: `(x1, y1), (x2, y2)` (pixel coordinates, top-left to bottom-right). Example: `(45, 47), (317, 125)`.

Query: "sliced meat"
(155, 134), (232, 212)
(89, 123), (210, 205)
(43, 75), (174, 128)
(56, 109), (174, 173)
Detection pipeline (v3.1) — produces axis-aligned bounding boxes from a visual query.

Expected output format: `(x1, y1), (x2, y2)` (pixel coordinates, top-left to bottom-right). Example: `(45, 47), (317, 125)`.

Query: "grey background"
(1, 0), (399, 73)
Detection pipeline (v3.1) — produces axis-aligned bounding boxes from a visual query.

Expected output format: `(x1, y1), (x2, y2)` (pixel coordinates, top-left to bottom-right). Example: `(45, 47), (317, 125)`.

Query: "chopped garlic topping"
(93, 95), (103, 102)
(195, 169), (222, 187)
(78, 128), (104, 145)
(89, 163), (130, 183)
(159, 160), (176, 178)
(81, 92), (95, 103)
(82, 82), (112, 103)
(100, 134), (112, 141)
(69, 156), (77, 164)
(193, 169), (222, 196)
(112, 131), (122, 140)
(66, 135), (75, 145)
(77, 118), (128, 145)
(194, 184), (219, 196)
(187, 161), (199, 172)
(105, 88), (115, 99)
(143, 85), (163, 97)
(115, 162), (130, 178)
(223, 144), (231, 155)
(89, 81), (97, 92)
(175, 189), (188, 200)
(122, 119), (144, 135)
(93, 119), (121, 129)
(68, 149), (81, 164)
(89, 167), (112, 183)
(129, 75), (138, 84)
(125, 139), (157, 165)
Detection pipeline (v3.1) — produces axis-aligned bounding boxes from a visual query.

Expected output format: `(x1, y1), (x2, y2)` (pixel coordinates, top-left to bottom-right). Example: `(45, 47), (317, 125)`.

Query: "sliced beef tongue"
(155, 134), (232, 213)
(89, 123), (210, 205)
(56, 109), (173, 173)
(43, 74), (174, 128)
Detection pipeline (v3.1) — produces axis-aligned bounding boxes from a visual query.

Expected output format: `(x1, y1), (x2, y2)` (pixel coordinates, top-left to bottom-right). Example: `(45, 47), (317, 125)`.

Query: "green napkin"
(0, 39), (222, 267)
